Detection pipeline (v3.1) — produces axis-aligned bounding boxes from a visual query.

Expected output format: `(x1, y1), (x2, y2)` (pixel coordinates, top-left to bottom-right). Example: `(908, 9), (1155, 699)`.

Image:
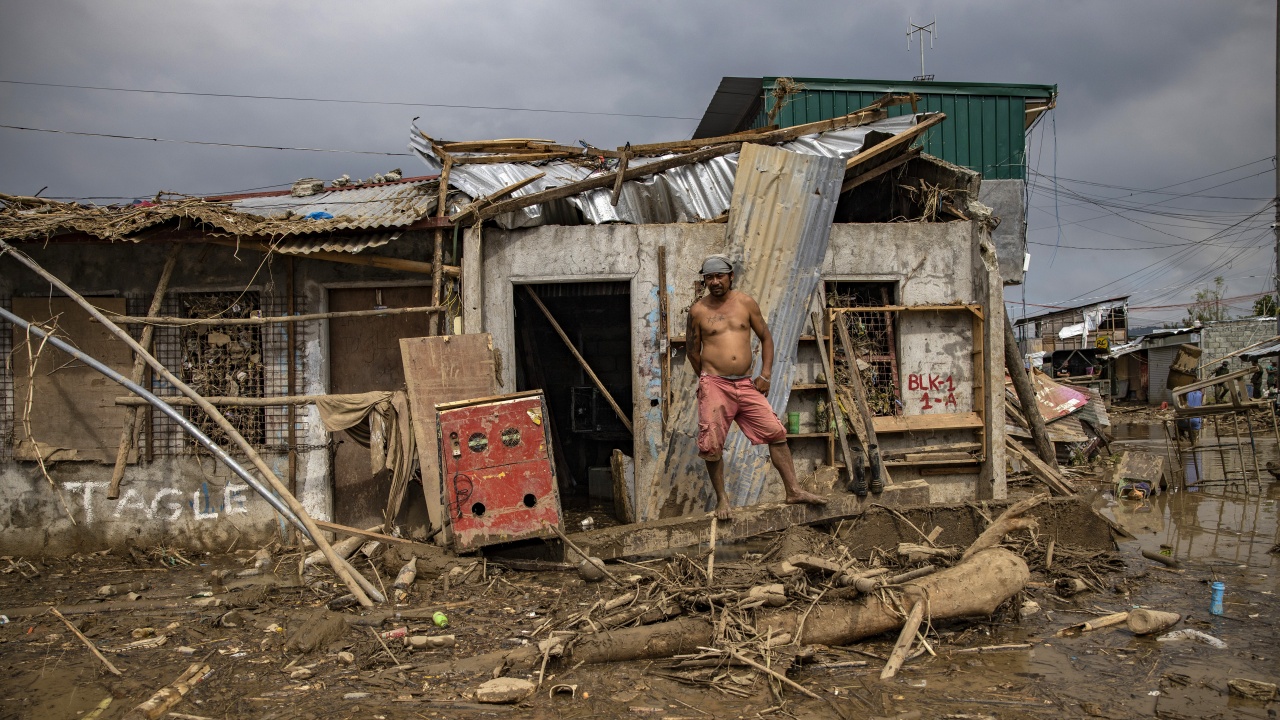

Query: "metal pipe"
(0, 306), (309, 536)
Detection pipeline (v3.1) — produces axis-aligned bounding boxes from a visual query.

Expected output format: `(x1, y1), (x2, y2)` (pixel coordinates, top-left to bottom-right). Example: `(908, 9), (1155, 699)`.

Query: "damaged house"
(0, 80), (1056, 556)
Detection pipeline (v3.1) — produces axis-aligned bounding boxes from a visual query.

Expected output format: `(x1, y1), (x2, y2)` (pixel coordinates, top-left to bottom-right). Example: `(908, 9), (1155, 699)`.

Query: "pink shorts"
(697, 374), (787, 460)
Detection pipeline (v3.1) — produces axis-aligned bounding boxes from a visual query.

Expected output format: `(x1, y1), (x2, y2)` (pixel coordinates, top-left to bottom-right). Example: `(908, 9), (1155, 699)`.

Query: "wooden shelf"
(786, 432), (832, 439)
(791, 383), (826, 390)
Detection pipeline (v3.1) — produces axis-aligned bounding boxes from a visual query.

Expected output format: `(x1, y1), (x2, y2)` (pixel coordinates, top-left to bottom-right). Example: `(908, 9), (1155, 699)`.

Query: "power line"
(0, 79), (700, 121)
(0, 123), (411, 155)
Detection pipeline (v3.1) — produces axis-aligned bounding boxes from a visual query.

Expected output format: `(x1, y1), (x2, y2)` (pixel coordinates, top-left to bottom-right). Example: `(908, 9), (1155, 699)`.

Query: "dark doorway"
(513, 282), (632, 513)
(328, 286), (433, 529)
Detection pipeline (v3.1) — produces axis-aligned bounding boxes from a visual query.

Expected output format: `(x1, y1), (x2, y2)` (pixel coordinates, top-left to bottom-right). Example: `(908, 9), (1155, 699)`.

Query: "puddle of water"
(788, 420), (1279, 719)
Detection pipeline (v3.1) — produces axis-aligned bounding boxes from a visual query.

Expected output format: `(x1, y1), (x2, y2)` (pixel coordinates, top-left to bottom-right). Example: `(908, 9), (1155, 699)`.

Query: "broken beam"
(202, 238), (458, 276)
(564, 480), (929, 561)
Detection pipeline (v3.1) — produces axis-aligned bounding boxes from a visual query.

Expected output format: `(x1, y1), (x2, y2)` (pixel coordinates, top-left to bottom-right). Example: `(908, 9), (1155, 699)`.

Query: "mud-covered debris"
(286, 609), (349, 654)
(1228, 678), (1277, 701)
(474, 677), (535, 704)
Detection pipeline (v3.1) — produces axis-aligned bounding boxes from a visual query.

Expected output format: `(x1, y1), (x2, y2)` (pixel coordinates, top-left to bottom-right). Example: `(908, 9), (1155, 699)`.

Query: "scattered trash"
(393, 558), (417, 603)
(1054, 578), (1089, 596)
(405, 634), (455, 649)
(177, 646), (196, 656)
(303, 211), (334, 220)
(548, 683), (578, 698)
(1209, 581), (1225, 615)
(433, 611), (449, 628)
(474, 677), (536, 704)
(580, 517), (595, 531)
(336, 651), (355, 665)
(342, 692), (369, 700)
(379, 626), (408, 640)
(96, 582), (148, 597)
(290, 668), (314, 680)
(1156, 629), (1227, 649)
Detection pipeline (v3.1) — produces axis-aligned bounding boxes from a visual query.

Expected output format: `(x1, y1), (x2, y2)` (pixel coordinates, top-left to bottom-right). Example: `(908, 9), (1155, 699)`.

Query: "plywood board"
(12, 297), (132, 462)
(329, 286), (434, 528)
(400, 334), (498, 539)
(642, 143), (845, 520)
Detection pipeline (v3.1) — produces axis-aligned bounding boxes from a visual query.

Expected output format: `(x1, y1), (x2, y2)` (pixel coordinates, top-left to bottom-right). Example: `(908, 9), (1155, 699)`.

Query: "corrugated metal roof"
(410, 114), (920, 230)
(230, 179), (438, 233)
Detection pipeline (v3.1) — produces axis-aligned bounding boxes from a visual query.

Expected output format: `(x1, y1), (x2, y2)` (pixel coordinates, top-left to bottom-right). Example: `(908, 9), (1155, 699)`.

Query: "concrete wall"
(1199, 317), (1276, 378)
(0, 234), (441, 555)
(478, 221), (1005, 508)
(978, 179), (1026, 286)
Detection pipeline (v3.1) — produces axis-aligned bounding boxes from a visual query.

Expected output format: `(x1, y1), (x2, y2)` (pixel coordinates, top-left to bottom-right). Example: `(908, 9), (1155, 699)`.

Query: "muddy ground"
(1, 421), (1276, 720)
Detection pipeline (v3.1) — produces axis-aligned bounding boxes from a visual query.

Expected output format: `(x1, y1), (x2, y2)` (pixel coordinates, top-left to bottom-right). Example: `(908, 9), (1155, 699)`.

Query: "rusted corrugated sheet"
(641, 143), (845, 520)
(230, 180), (437, 233)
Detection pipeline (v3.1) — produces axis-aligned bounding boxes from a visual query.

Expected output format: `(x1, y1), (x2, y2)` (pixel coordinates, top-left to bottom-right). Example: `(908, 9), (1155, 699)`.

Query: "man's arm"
(685, 305), (703, 377)
(746, 297), (773, 393)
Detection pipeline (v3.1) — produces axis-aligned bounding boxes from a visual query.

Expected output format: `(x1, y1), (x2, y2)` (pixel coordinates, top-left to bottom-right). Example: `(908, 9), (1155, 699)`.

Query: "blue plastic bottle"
(1210, 581), (1225, 616)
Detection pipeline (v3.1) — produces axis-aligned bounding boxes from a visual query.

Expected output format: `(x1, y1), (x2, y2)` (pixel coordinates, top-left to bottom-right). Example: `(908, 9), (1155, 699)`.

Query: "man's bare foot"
(785, 489), (828, 506)
(714, 500), (733, 521)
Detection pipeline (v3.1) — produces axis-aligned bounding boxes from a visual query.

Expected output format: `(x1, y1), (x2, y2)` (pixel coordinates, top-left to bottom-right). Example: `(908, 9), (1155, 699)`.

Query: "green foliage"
(1253, 294), (1278, 317)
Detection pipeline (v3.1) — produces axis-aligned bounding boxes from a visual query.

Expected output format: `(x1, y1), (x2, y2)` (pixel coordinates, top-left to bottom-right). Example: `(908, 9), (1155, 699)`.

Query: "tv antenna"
(907, 17), (938, 81)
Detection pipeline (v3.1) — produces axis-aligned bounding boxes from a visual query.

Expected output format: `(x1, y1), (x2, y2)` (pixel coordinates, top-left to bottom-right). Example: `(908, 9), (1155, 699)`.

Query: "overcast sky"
(0, 0), (1274, 327)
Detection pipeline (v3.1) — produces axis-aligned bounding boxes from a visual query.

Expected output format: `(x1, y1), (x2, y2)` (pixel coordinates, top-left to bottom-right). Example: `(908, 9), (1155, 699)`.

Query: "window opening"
(827, 281), (901, 416)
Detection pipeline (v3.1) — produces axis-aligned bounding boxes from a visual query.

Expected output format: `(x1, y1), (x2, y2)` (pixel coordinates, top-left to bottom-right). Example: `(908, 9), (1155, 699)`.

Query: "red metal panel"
(438, 393), (561, 551)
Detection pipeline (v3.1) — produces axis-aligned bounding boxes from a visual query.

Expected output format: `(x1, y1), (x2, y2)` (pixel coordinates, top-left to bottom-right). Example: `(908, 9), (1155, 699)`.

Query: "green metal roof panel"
(752, 78), (1055, 180)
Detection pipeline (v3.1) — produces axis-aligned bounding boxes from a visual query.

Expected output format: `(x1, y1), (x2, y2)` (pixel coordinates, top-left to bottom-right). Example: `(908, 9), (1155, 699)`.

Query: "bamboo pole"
(811, 311), (863, 495)
(523, 285), (632, 434)
(202, 237), (458, 277)
(1004, 307), (1059, 470)
(108, 243), (181, 499)
(0, 240), (376, 607)
(433, 150), (453, 336)
(104, 304), (444, 326)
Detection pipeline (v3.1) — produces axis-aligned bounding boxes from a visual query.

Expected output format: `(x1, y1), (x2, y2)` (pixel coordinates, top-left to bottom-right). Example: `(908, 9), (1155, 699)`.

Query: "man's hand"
(753, 375), (771, 393)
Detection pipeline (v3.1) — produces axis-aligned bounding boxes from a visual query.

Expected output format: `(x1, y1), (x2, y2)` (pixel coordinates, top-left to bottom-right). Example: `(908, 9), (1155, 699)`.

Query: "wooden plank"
(451, 152), (570, 165)
(13, 297), (132, 463)
(872, 412), (983, 433)
(571, 480), (930, 560)
(832, 307), (891, 492)
(844, 114), (945, 177)
(400, 334), (498, 540)
(811, 310), (862, 494)
(1006, 439), (1075, 496)
(841, 147), (920, 193)
(880, 442), (983, 460)
(448, 173), (545, 224)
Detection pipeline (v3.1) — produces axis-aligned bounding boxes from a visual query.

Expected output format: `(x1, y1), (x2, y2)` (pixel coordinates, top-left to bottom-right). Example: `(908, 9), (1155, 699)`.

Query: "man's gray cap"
(700, 254), (733, 276)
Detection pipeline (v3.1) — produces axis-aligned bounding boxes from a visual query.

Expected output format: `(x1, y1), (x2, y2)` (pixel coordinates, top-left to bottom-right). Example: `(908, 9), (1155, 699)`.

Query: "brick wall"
(1198, 317), (1275, 378)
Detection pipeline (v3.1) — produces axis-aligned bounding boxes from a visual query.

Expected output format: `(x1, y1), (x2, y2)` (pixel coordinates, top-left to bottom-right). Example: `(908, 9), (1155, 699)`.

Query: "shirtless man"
(686, 254), (827, 520)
